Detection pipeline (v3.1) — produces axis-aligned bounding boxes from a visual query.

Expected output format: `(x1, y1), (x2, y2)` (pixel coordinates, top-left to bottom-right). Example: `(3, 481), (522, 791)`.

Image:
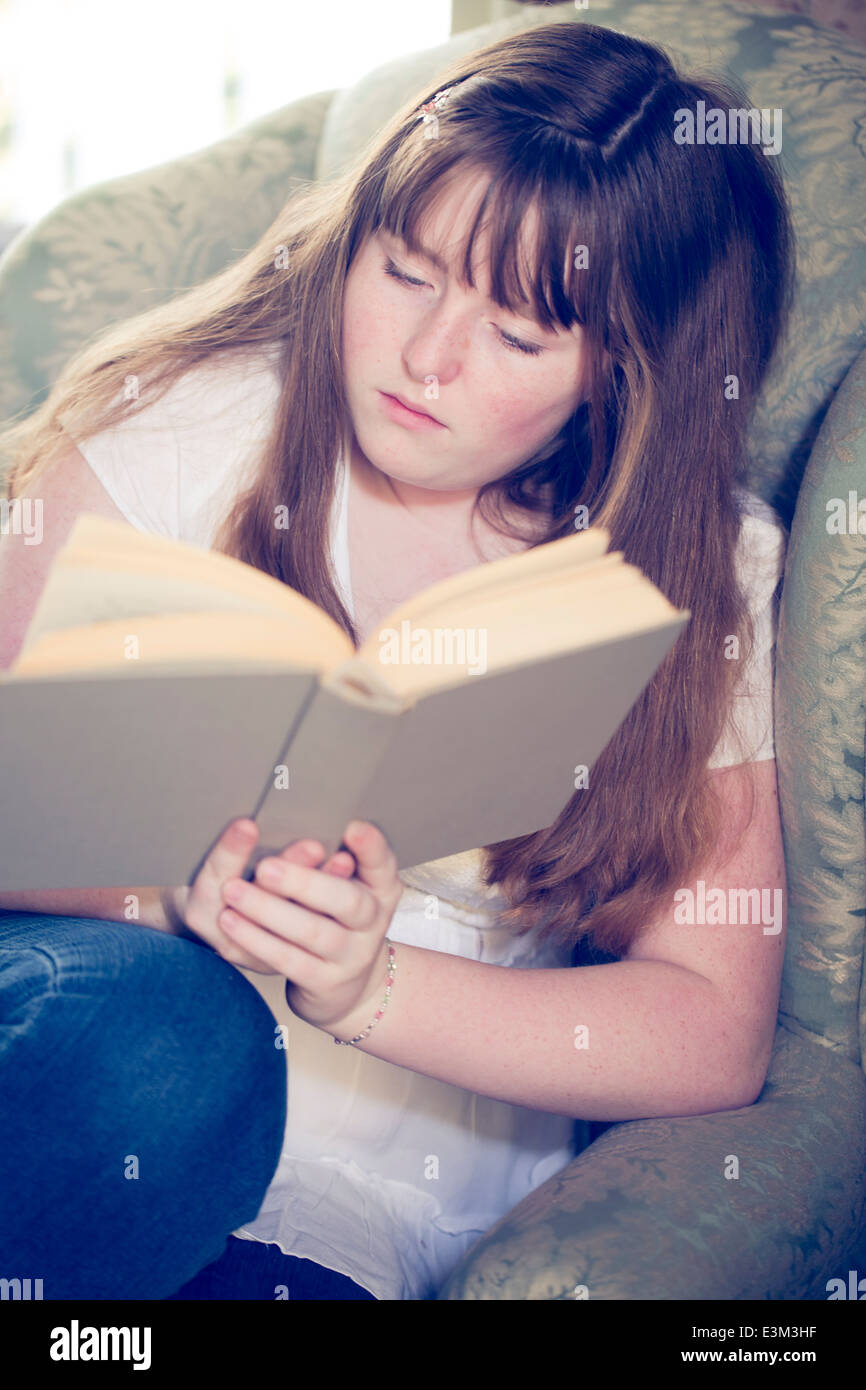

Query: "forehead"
(383, 166), (543, 288)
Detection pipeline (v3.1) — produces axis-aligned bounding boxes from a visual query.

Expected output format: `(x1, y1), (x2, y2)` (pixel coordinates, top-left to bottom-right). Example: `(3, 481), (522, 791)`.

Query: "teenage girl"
(0, 21), (792, 1300)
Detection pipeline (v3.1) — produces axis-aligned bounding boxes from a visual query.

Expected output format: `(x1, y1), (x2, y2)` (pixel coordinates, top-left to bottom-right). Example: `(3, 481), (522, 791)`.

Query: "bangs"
(374, 155), (592, 336)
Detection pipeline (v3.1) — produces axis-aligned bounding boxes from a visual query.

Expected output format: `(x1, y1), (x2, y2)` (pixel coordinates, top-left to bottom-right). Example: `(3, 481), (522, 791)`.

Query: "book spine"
(246, 682), (398, 874)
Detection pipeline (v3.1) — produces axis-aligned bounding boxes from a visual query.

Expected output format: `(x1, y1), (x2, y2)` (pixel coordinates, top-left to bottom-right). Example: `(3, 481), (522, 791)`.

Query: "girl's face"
(341, 167), (590, 496)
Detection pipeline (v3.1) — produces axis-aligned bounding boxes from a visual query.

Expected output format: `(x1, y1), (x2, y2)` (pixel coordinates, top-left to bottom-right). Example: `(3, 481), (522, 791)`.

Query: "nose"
(402, 302), (472, 388)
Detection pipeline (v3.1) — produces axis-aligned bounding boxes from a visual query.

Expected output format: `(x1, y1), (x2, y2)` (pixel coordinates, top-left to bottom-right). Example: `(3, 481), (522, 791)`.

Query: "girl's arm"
(0, 442), (131, 673)
(0, 884), (174, 930)
(326, 758), (786, 1122)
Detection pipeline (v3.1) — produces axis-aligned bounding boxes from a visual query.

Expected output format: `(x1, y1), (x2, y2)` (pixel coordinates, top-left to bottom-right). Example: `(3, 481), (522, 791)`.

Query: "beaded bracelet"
(333, 944), (397, 1047)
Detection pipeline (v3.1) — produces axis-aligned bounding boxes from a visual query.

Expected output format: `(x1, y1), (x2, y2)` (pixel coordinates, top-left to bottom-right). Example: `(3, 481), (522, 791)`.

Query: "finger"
(240, 838), (323, 897)
(220, 910), (328, 987)
(220, 893), (344, 963)
(275, 839), (326, 866)
(274, 838), (356, 878)
(321, 850), (357, 877)
(207, 915), (278, 975)
(339, 821), (399, 899)
(188, 820), (276, 971)
(200, 818), (259, 892)
(192, 914), (277, 976)
(240, 859), (378, 934)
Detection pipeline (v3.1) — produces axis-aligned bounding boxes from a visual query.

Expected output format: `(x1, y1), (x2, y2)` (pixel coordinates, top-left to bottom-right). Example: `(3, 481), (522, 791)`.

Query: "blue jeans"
(0, 912), (376, 1300)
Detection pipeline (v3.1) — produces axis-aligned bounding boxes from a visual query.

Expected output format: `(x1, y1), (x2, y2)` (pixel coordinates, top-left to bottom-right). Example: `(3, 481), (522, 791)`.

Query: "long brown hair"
(2, 21), (795, 959)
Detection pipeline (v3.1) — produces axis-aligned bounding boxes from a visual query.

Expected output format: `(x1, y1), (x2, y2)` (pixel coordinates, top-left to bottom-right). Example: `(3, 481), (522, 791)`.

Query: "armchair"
(2, 1), (864, 1299)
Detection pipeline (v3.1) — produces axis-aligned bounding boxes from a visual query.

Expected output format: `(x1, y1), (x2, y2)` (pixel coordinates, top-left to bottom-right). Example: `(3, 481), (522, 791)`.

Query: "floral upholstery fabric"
(0, 92), (333, 438)
(775, 346), (866, 1067)
(0, 0), (864, 1300)
(438, 1025), (866, 1299)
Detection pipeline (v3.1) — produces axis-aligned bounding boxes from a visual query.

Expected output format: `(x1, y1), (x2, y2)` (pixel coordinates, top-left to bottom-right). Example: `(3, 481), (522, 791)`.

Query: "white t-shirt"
(70, 345), (786, 1299)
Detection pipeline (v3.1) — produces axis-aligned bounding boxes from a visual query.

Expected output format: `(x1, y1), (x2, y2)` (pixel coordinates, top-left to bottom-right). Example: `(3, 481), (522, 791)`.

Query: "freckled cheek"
(342, 277), (403, 371)
(342, 298), (371, 367)
(481, 394), (565, 451)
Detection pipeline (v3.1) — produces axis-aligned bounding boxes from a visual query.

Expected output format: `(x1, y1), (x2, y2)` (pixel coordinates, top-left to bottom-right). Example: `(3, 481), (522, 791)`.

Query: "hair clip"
(418, 87), (456, 122)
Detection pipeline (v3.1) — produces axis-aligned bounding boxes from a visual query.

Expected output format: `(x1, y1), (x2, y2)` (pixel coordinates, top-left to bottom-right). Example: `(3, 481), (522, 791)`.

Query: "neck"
(348, 434), (479, 531)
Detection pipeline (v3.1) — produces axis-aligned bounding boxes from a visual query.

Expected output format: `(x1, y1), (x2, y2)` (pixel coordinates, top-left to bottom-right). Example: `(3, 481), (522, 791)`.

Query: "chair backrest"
(0, 91), (335, 456)
(775, 345), (866, 1074)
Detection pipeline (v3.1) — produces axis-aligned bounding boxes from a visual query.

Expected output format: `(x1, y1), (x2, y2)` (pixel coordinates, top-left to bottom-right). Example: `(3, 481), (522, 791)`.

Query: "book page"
(18, 511), (355, 670)
(10, 611), (350, 678)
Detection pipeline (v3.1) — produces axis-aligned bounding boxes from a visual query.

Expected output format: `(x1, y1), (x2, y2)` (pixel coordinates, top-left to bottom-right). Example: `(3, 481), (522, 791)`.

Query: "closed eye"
(381, 257), (544, 357)
(383, 259), (427, 290)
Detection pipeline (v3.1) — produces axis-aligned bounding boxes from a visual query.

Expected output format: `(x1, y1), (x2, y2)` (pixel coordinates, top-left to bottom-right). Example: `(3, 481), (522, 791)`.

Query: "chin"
(375, 461), (431, 486)
(358, 441), (425, 485)
(352, 423), (458, 490)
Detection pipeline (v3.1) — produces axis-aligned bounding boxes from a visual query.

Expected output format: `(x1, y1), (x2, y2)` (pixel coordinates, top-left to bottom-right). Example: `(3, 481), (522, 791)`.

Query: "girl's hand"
(216, 819), (404, 1033)
(165, 819), (353, 974)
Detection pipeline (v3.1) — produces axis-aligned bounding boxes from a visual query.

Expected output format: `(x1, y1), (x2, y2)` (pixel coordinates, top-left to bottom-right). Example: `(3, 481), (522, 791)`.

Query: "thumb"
(339, 821), (399, 899)
(192, 819), (260, 897)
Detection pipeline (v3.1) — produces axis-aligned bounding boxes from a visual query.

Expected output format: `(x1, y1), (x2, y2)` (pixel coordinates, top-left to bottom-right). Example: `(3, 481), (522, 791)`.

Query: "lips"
(386, 392), (444, 425)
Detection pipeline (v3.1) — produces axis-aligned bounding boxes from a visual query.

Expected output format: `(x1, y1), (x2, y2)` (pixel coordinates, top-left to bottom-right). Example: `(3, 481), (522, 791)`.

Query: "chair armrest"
(436, 1024), (866, 1300)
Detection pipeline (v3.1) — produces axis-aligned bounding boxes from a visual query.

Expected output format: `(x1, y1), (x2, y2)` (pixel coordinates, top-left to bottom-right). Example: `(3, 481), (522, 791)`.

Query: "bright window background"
(0, 0), (452, 226)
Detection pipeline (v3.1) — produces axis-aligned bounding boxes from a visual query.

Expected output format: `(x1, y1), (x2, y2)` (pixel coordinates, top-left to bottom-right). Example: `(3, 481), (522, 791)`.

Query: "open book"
(0, 514), (689, 889)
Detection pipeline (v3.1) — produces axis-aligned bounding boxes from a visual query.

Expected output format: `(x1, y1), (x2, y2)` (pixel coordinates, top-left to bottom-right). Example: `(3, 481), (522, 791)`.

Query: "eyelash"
(382, 258), (544, 357)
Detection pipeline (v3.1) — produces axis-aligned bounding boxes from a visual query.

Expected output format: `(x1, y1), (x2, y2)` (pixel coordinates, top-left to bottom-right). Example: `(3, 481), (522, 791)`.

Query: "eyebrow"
(379, 227), (555, 333)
